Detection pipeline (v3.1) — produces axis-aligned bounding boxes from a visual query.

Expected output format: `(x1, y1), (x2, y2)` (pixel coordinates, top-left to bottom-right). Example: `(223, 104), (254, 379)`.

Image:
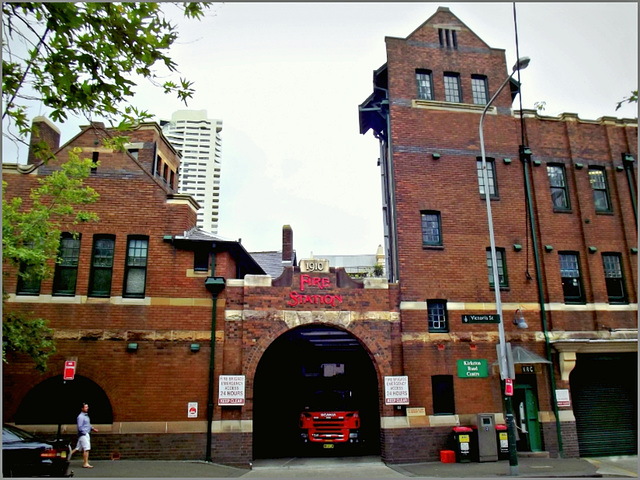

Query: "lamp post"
(478, 56), (530, 476)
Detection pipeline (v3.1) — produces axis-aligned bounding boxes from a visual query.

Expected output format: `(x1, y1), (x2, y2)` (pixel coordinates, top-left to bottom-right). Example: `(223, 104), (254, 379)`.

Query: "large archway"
(252, 324), (380, 459)
(15, 375), (113, 425)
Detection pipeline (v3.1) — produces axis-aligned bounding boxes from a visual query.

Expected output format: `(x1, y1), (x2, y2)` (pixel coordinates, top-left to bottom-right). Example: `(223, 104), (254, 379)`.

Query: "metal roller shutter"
(570, 353), (637, 457)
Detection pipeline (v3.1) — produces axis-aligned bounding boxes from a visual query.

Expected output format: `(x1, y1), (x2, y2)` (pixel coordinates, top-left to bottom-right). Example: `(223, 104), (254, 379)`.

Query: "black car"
(2, 424), (72, 477)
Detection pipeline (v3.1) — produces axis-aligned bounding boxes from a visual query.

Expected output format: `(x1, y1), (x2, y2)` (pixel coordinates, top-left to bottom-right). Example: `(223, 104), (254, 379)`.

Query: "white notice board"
(385, 376), (409, 405)
(218, 375), (245, 406)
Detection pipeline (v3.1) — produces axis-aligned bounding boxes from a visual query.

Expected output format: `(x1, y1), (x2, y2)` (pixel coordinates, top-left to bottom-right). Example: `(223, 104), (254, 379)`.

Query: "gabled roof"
(404, 6), (491, 50)
(166, 227), (265, 276)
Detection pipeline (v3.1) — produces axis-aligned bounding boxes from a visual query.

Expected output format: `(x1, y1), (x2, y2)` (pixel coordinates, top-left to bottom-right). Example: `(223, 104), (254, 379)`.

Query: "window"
(432, 375), (455, 414)
(91, 152), (98, 174)
(16, 261), (41, 295)
(427, 299), (448, 332)
(471, 75), (488, 105)
(421, 211), (442, 246)
(123, 236), (148, 298)
(602, 253), (627, 304)
(438, 28), (458, 49)
(416, 69), (434, 100)
(88, 235), (115, 297)
(589, 167), (612, 212)
(547, 164), (570, 210)
(444, 73), (461, 102)
(52, 233), (81, 296)
(487, 248), (508, 288)
(194, 249), (210, 272)
(477, 158), (497, 197)
(559, 252), (585, 303)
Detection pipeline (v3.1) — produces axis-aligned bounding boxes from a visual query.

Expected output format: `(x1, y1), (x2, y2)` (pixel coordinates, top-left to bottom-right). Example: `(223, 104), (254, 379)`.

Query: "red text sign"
(287, 274), (343, 307)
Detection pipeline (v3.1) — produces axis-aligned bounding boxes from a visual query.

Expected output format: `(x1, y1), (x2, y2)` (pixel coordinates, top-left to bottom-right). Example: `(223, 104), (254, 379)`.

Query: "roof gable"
(404, 6), (491, 50)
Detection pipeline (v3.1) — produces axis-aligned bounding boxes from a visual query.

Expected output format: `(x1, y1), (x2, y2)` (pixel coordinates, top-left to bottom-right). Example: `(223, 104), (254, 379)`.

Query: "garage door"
(570, 352), (637, 457)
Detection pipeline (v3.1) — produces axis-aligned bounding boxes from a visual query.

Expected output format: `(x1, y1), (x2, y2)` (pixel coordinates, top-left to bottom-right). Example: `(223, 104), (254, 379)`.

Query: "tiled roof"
(250, 251), (286, 278)
(174, 227), (235, 242)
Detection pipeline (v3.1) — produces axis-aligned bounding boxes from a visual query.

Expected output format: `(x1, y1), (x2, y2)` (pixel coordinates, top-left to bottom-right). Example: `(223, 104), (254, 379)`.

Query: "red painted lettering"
(288, 291), (300, 307)
(300, 274), (311, 292)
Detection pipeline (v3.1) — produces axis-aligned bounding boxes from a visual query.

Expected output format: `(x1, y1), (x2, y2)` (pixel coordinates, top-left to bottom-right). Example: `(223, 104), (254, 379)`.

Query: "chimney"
(282, 225), (293, 265)
(27, 116), (61, 165)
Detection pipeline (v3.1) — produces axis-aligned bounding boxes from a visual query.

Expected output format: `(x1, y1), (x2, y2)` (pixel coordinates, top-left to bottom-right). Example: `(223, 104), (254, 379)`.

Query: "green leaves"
(3, 149), (98, 371)
(2, 1), (210, 371)
(3, 2), (210, 145)
(616, 90), (638, 112)
(3, 311), (56, 372)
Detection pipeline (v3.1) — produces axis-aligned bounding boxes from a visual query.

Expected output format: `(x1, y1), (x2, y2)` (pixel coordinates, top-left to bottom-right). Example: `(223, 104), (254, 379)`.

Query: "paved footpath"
(68, 455), (637, 478)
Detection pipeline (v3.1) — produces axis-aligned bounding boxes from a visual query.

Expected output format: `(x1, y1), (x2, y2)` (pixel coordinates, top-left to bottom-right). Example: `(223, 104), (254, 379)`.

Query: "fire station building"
(3, 7), (637, 467)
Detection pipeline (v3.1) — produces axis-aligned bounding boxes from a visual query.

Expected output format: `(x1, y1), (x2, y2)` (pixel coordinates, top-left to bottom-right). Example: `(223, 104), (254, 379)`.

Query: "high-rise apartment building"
(161, 110), (223, 232)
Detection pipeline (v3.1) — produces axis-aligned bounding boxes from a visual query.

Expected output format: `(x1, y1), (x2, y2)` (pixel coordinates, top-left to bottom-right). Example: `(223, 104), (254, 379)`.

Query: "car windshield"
(3, 425), (35, 443)
(308, 390), (355, 411)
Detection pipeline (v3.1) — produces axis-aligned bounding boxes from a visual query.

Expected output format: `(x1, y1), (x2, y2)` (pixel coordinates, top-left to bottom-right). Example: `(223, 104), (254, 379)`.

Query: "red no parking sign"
(63, 360), (76, 380)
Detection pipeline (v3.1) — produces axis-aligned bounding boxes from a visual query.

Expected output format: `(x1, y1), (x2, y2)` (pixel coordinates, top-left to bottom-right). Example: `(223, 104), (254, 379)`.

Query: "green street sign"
(457, 359), (489, 378)
(461, 314), (500, 324)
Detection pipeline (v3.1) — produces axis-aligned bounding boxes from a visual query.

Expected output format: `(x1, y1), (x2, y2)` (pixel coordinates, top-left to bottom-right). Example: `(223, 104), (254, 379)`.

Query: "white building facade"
(161, 110), (223, 232)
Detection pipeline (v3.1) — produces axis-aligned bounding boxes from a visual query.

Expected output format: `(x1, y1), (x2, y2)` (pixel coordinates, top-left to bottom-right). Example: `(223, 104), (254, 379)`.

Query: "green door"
(515, 384), (542, 452)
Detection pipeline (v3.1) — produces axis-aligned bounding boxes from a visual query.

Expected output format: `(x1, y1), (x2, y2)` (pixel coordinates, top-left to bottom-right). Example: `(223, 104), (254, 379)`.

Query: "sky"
(3, 3), (638, 259)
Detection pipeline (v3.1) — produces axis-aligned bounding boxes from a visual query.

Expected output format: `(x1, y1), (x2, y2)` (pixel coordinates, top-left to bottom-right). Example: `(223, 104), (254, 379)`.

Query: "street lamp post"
(478, 56), (530, 477)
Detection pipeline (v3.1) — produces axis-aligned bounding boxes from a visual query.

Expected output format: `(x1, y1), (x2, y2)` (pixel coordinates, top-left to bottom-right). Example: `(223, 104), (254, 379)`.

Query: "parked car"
(2, 424), (72, 477)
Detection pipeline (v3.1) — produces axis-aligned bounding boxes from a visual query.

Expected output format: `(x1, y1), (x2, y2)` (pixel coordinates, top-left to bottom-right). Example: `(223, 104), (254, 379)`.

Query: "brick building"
(359, 7), (637, 460)
(2, 117), (266, 465)
(3, 6), (637, 468)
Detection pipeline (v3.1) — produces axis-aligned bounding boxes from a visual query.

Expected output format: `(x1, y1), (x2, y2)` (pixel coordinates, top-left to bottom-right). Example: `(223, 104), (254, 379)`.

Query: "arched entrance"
(15, 375), (113, 425)
(253, 324), (380, 459)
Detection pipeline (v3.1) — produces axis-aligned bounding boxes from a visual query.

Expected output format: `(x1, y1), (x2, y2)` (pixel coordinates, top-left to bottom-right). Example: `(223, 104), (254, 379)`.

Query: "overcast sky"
(5, 3), (637, 259)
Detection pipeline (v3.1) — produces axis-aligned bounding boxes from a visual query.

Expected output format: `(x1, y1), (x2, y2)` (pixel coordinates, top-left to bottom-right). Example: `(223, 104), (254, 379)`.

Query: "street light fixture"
(478, 56), (530, 476)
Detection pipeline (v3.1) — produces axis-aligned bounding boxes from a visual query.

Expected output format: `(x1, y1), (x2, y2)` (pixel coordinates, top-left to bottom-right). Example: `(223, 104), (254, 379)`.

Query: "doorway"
(252, 324), (380, 459)
(513, 374), (541, 452)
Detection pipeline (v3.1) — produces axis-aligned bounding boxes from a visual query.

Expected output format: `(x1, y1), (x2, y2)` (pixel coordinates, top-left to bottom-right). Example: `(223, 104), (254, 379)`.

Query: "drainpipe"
(204, 248), (225, 462)
(520, 145), (563, 457)
(622, 153), (637, 227)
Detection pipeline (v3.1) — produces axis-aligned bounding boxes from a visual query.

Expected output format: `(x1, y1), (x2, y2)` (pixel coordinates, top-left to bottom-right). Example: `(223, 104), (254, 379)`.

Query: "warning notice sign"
(218, 375), (245, 406)
(384, 376), (409, 405)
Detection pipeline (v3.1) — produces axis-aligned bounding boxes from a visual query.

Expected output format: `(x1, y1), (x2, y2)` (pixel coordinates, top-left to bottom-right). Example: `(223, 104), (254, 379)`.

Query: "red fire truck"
(299, 388), (360, 449)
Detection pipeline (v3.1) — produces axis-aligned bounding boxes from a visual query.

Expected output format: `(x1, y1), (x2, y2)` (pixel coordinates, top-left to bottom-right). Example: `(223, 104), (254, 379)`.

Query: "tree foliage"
(616, 90), (638, 111)
(2, 2), (210, 370)
(2, 2), (210, 151)
(3, 149), (99, 370)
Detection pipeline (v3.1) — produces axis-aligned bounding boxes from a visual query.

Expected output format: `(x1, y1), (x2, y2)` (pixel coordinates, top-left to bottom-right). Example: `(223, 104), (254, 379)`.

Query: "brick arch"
(242, 319), (389, 392)
(249, 320), (384, 457)
(15, 374), (113, 425)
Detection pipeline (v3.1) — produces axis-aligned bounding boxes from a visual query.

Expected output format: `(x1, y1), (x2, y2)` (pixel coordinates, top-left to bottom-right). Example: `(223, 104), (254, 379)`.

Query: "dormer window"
(438, 28), (458, 49)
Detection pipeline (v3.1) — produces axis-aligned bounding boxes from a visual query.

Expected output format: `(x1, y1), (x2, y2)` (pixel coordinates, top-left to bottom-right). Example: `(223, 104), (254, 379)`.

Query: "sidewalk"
(389, 456), (602, 477)
(67, 455), (637, 478)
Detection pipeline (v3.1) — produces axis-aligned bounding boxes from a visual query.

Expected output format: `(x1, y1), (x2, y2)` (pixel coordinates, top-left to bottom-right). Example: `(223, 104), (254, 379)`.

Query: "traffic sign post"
(58, 359), (77, 439)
